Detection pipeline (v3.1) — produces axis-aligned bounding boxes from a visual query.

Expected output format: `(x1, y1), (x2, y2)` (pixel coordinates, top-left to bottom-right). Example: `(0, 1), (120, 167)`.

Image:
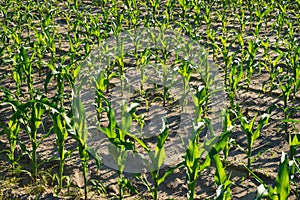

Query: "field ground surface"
(0, 0), (300, 199)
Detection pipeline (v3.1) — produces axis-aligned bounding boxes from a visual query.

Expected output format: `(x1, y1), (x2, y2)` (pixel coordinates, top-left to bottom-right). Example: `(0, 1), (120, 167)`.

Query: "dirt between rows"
(0, 1), (300, 199)
(0, 56), (299, 199)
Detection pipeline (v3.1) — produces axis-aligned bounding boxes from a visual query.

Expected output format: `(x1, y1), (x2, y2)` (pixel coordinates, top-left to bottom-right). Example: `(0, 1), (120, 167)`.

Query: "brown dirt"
(0, 0), (299, 199)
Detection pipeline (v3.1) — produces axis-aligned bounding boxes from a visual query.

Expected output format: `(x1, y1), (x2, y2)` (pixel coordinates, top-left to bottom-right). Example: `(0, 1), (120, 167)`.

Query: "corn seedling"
(192, 85), (209, 123)
(285, 45), (300, 98)
(72, 93), (90, 200)
(203, 4), (212, 31)
(139, 118), (184, 200)
(288, 132), (300, 177)
(176, 60), (194, 104)
(210, 153), (232, 200)
(184, 121), (210, 200)
(102, 42), (118, 93)
(278, 75), (294, 134)
(254, 152), (290, 200)
(20, 97), (48, 181)
(245, 39), (260, 87)
(148, 118), (170, 200)
(178, 0), (188, 20)
(207, 120), (233, 200)
(217, 35), (236, 86)
(237, 105), (271, 175)
(0, 91), (21, 174)
(154, 60), (176, 107)
(148, 0), (160, 21)
(262, 51), (285, 93)
(98, 98), (139, 199)
(227, 60), (243, 110)
(94, 70), (108, 121)
(138, 48), (152, 93)
(51, 111), (71, 192)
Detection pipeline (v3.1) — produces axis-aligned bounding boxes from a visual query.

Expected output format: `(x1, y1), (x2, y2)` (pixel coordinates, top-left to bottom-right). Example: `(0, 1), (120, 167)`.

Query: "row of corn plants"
(0, 0), (299, 199)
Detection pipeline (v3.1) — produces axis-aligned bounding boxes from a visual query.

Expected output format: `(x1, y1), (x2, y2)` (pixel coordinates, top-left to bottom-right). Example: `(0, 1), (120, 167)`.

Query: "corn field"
(0, 0), (299, 199)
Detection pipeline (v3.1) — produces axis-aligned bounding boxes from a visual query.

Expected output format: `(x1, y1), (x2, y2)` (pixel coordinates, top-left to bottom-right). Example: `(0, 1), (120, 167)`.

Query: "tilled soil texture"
(0, 0), (299, 199)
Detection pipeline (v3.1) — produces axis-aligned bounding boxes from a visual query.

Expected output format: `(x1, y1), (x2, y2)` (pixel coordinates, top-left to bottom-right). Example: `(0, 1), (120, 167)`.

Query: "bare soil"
(0, 1), (299, 199)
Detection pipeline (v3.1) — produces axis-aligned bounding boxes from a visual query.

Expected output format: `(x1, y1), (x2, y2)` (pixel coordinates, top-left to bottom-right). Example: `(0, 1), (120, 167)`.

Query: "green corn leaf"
(122, 178), (138, 194)
(213, 131), (232, 153)
(290, 133), (300, 147)
(229, 62), (238, 82)
(155, 147), (166, 170)
(73, 65), (81, 78)
(157, 118), (169, 149)
(274, 152), (290, 200)
(120, 102), (138, 138)
(236, 64), (243, 87)
(157, 161), (184, 186)
(126, 132), (149, 152)
(249, 113), (258, 132)
(199, 154), (211, 172)
(87, 147), (101, 169)
(211, 153), (226, 186)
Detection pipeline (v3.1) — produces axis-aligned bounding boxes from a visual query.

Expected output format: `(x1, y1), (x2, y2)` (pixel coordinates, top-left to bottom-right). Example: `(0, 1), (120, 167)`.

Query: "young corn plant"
(176, 60), (194, 109)
(148, 0), (159, 22)
(116, 102), (140, 199)
(102, 42), (117, 93)
(245, 39), (260, 88)
(216, 11), (230, 36)
(192, 85), (209, 123)
(154, 60), (176, 107)
(221, 109), (235, 161)
(274, 2), (287, 46)
(203, 115), (233, 200)
(236, 8), (246, 33)
(67, 33), (83, 65)
(148, 118), (171, 200)
(217, 35), (236, 86)
(227, 61), (243, 110)
(51, 111), (72, 193)
(45, 64), (77, 108)
(0, 91), (21, 174)
(178, 0), (188, 20)
(288, 132), (300, 177)
(98, 98), (139, 199)
(116, 39), (126, 96)
(0, 113), (20, 174)
(253, 7), (269, 39)
(260, 37), (270, 71)
(19, 97), (48, 181)
(138, 48), (152, 94)
(71, 93), (92, 200)
(44, 62), (79, 191)
(124, 0), (139, 27)
(165, 0), (175, 23)
(285, 45), (300, 98)
(203, 4), (212, 31)
(262, 51), (284, 93)
(184, 117), (232, 200)
(207, 29), (218, 61)
(237, 106), (271, 175)
(111, 11), (124, 46)
(210, 153), (232, 200)
(139, 118), (184, 200)
(278, 75), (294, 134)
(94, 70), (108, 121)
(132, 112), (145, 138)
(184, 122), (210, 200)
(254, 152), (290, 200)
(12, 45), (36, 99)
